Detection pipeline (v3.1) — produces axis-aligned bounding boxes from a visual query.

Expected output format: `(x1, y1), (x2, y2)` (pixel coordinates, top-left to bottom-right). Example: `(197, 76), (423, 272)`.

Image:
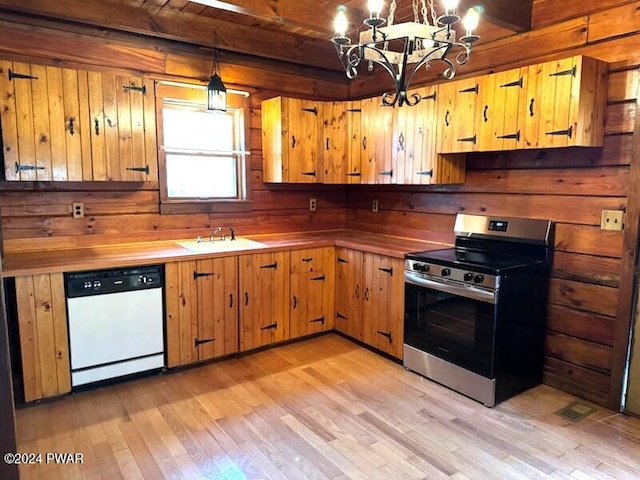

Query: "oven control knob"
(463, 272), (473, 281)
(474, 274), (485, 284)
(441, 268), (451, 277)
(421, 264), (430, 272)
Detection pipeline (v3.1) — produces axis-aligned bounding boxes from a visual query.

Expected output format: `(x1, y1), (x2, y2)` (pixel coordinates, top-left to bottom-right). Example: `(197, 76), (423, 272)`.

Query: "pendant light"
(207, 47), (227, 112)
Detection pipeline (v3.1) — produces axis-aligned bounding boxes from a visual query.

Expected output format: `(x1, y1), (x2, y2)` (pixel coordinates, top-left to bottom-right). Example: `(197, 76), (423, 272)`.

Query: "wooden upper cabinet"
(346, 100), (364, 184)
(322, 100), (347, 184)
(261, 96), (323, 183)
(88, 72), (157, 181)
(359, 96), (395, 184)
(437, 77), (480, 154)
(524, 56), (608, 149)
(0, 61), (157, 182)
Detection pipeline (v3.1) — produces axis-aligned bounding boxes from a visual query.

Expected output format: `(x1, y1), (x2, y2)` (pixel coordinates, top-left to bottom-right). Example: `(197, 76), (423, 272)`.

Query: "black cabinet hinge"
(336, 312), (348, 320)
(311, 274), (326, 281)
(261, 322), (278, 330)
(310, 316), (325, 324)
(126, 165), (150, 174)
(459, 84), (479, 94)
(193, 271), (214, 280)
(378, 267), (393, 275)
(301, 107), (318, 115)
(545, 126), (573, 138)
(15, 162), (44, 173)
(8, 69), (38, 81)
(500, 77), (523, 88)
(377, 331), (393, 342)
(123, 84), (147, 95)
(195, 337), (214, 347)
(549, 65), (577, 77)
(457, 135), (477, 144)
(301, 171), (316, 177)
(337, 257), (349, 264)
(416, 170), (433, 177)
(260, 262), (278, 270)
(497, 131), (521, 141)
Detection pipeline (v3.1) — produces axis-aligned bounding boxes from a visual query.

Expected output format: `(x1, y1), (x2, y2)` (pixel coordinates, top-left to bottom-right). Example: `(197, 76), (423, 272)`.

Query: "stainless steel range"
(403, 213), (553, 407)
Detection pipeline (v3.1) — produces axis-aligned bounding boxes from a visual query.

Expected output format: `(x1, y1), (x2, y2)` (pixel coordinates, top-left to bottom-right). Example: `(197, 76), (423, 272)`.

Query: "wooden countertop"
(1, 229), (452, 277)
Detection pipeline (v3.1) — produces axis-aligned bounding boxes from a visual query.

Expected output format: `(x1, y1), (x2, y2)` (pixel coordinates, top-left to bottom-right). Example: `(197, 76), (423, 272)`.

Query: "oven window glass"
(404, 282), (496, 377)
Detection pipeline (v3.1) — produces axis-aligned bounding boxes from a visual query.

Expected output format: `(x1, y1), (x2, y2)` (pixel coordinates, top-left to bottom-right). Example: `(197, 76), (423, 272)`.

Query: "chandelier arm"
(402, 42), (451, 95)
(341, 44), (366, 79)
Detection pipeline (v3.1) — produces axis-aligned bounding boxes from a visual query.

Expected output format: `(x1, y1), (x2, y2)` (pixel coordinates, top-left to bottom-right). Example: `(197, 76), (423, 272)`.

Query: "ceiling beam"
(0, 0), (343, 71)
(461, 0), (532, 32)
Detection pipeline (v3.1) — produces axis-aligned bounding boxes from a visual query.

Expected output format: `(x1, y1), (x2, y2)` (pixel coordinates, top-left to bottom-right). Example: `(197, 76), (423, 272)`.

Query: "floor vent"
(555, 401), (597, 422)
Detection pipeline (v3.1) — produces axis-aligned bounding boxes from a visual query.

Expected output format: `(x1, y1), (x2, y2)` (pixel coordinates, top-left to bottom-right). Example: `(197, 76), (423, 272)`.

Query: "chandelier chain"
(388, 0), (397, 26)
(412, 0), (419, 23)
(430, 0), (438, 26)
(420, 0), (428, 25)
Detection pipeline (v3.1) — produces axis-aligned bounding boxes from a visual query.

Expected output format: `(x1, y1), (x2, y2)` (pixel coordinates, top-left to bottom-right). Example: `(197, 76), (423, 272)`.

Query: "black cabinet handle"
(94, 118), (100, 136)
(67, 117), (76, 136)
(529, 98), (535, 117)
(355, 286), (360, 298)
(378, 267), (393, 275)
(291, 135), (296, 149)
(398, 132), (405, 151)
(362, 136), (367, 149)
(326, 138), (330, 150)
(229, 294), (233, 308)
(483, 105), (488, 123)
(445, 110), (450, 127)
(293, 296), (297, 309)
(261, 322), (278, 330)
(195, 337), (214, 347)
(364, 287), (370, 301)
(244, 292), (249, 306)
(193, 271), (213, 280)
(377, 331), (393, 343)
(301, 257), (313, 263)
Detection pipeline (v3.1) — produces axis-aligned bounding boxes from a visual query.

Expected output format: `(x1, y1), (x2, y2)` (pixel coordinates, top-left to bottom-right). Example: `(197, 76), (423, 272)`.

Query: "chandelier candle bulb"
(462, 8), (480, 43)
(334, 9), (348, 38)
(368, 0), (385, 18)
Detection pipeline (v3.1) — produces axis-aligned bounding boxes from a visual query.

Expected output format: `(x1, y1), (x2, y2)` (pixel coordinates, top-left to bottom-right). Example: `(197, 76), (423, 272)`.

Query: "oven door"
(404, 271), (497, 378)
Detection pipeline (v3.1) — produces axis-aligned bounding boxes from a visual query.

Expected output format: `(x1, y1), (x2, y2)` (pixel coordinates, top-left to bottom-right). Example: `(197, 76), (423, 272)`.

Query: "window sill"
(160, 200), (253, 215)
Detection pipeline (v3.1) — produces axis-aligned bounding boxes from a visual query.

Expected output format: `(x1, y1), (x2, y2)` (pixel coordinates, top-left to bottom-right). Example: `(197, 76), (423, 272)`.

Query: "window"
(156, 82), (250, 213)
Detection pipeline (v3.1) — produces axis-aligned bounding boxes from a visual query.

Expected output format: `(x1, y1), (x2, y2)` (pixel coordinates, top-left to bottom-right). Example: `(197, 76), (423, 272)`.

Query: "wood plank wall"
(345, 63), (637, 407)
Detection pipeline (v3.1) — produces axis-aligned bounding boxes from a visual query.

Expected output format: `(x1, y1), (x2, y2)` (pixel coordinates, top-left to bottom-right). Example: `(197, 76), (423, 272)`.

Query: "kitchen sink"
(175, 237), (267, 253)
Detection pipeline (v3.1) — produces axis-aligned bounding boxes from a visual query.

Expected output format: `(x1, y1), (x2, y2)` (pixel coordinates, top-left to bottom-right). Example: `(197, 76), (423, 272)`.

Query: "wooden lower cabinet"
(335, 249), (404, 359)
(335, 248), (364, 340)
(15, 273), (71, 402)
(289, 247), (335, 338)
(239, 251), (289, 351)
(165, 257), (238, 367)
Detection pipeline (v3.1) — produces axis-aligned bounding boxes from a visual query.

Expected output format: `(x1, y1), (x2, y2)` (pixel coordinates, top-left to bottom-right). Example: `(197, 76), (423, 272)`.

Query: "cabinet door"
(290, 247), (325, 274)
(287, 98), (322, 183)
(322, 100), (347, 184)
(15, 273), (71, 401)
(290, 270), (331, 338)
(88, 72), (157, 181)
(490, 68), (524, 151)
(437, 78), (479, 153)
(239, 252), (289, 351)
(394, 86), (438, 184)
(520, 62), (544, 149)
(346, 100), (363, 183)
(361, 253), (404, 359)
(335, 248), (363, 340)
(0, 62), (91, 181)
(360, 96), (394, 184)
(538, 57), (577, 148)
(195, 256), (238, 361)
(165, 261), (198, 367)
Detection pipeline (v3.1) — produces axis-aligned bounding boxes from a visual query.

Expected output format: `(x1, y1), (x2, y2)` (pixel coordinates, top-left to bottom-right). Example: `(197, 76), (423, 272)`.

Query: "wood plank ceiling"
(0, 0), (532, 74)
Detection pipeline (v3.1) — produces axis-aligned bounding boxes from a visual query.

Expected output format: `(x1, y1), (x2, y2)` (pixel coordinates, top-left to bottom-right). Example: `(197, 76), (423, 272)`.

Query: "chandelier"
(332, 0), (480, 107)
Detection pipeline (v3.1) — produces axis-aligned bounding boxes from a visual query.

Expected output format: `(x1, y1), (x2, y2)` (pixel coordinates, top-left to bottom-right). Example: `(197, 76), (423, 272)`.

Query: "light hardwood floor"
(15, 333), (640, 479)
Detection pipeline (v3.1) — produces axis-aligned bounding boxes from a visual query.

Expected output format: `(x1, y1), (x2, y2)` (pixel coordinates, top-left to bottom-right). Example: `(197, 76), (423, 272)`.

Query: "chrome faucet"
(210, 226), (224, 242)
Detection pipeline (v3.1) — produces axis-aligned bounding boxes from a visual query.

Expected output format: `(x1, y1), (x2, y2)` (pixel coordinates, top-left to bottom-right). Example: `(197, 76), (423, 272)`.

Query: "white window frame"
(155, 81), (251, 214)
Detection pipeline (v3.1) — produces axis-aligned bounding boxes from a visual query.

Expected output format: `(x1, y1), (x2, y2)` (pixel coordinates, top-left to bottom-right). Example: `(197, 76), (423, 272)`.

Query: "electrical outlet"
(600, 209), (623, 231)
(309, 198), (317, 212)
(372, 200), (379, 213)
(72, 202), (85, 219)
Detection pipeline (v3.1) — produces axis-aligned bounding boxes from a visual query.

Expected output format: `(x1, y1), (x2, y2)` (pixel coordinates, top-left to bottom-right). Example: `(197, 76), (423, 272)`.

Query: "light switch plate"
(600, 209), (623, 231)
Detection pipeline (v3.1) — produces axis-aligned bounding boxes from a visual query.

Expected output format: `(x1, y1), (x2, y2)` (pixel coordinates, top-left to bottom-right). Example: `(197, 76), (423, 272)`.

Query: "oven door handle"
(405, 272), (496, 304)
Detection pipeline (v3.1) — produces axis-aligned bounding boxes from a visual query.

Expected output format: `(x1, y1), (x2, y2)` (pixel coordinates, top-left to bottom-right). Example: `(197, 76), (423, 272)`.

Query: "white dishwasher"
(65, 265), (165, 388)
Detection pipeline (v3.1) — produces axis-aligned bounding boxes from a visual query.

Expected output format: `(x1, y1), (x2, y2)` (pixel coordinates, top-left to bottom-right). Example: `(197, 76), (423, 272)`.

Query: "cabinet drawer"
(290, 247), (325, 273)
